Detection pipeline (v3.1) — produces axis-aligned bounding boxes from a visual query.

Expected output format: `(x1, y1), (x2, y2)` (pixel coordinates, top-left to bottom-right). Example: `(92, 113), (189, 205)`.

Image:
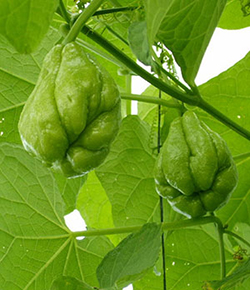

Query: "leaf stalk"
(121, 93), (183, 110)
(224, 230), (250, 248)
(62, 0), (104, 44)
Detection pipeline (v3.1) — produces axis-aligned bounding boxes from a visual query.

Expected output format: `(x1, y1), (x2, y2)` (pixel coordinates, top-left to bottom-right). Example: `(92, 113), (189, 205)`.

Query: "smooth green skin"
(155, 111), (238, 218)
(18, 42), (121, 178)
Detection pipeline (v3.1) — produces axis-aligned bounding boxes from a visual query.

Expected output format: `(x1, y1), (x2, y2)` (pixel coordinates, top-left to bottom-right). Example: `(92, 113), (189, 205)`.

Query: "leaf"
(54, 173), (86, 215)
(51, 276), (94, 290)
(76, 171), (119, 245)
(218, 0), (250, 29)
(128, 21), (151, 66)
(77, 171), (114, 231)
(204, 259), (250, 290)
(143, 0), (175, 46)
(0, 143), (113, 289)
(144, 0), (227, 86)
(96, 115), (181, 229)
(145, 225), (235, 290)
(0, 27), (61, 145)
(198, 52), (250, 227)
(0, 107), (23, 144)
(97, 223), (162, 288)
(95, 115), (159, 227)
(0, 0), (59, 53)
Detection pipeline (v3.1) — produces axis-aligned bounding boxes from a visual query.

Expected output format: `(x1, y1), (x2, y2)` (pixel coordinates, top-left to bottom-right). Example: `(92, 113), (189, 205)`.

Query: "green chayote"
(18, 42), (121, 178)
(155, 111), (238, 218)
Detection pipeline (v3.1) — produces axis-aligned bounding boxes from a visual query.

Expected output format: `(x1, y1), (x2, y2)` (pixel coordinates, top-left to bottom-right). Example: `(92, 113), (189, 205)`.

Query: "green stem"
(198, 98), (250, 141)
(157, 63), (191, 94)
(57, 8), (250, 141)
(81, 26), (199, 105)
(93, 6), (138, 16)
(72, 216), (220, 236)
(72, 225), (142, 237)
(58, 0), (70, 23)
(217, 224), (226, 279)
(62, 0), (104, 45)
(102, 23), (129, 45)
(121, 93), (183, 110)
(224, 230), (250, 248)
(72, 216), (226, 278)
(79, 26), (250, 141)
(233, 151), (250, 161)
(150, 49), (191, 94)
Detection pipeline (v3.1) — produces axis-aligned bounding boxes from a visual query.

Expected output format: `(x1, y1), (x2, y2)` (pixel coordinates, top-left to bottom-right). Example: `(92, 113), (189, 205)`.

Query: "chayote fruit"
(18, 42), (121, 178)
(155, 111), (238, 218)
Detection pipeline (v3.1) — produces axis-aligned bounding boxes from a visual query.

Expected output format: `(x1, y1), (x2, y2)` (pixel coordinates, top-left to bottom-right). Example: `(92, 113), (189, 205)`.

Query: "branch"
(57, 5), (250, 141)
(62, 0), (104, 44)
(121, 93), (183, 110)
(93, 6), (138, 16)
(224, 230), (250, 248)
(80, 26), (250, 141)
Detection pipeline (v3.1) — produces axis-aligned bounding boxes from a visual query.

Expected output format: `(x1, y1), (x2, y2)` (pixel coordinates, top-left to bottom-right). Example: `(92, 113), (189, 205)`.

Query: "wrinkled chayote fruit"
(18, 42), (121, 178)
(155, 111), (238, 218)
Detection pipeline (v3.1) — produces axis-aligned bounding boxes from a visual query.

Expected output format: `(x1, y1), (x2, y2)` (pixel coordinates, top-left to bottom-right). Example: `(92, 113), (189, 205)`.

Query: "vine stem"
(58, 0), (70, 23)
(121, 93), (183, 110)
(57, 3), (250, 141)
(62, 0), (104, 45)
(198, 98), (250, 142)
(79, 26), (250, 141)
(233, 151), (250, 161)
(72, 216), (226, 279)
(72, 217), (223, 237)
(157, 90), (167, 290)
(75, 26), (199, 104)
(93, 6), (138, 16)
(72, 217), (226, 279)
(217, 224), (226, 279)
(224, 230), (250, 248)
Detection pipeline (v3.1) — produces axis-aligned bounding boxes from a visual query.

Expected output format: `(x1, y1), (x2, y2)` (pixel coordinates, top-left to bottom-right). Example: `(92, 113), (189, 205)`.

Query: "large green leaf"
(219, 0), (250, 29)
(97, 223), (162, 288)
(0, 143), (113, 289)
(96, 115), (181, 228)
(0, 27), (60, 111)
(54, 172), (86, 215)
(76, 171), (120, 245)
(128, 21), (151, 66)
(144, 0), (227, 86)
(134, 225), (236, 289)
(0, 0), (59, 53)
(198, 52), (250, 228)
(77, 171), (114, 231)
(0, 27), (61, 145)
(95, 115), (159, 227)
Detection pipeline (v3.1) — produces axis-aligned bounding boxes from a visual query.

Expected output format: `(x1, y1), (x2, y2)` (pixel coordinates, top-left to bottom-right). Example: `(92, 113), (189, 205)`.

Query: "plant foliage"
(0, 0), (250, 289)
